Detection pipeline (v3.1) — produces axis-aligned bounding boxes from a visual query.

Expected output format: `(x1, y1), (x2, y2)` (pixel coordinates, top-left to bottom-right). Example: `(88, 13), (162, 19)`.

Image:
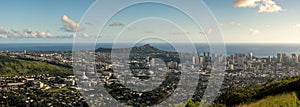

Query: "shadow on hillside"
(295, 91), (300, 100)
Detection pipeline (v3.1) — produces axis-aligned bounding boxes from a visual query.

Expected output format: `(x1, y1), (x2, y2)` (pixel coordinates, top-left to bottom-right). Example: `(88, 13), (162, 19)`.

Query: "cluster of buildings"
(0, 74), (84, 106)
(2, 47), (300, 106)
(0, 74), (76, 91)
(91, 50), (300, 104)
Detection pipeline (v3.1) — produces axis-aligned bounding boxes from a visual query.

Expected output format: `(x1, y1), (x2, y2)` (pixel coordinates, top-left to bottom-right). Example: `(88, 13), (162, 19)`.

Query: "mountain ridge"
(95, 44), (169, 54)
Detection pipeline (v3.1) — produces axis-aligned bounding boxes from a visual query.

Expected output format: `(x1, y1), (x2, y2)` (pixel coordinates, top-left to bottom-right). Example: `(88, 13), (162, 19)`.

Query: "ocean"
(1, 43), (300, 57)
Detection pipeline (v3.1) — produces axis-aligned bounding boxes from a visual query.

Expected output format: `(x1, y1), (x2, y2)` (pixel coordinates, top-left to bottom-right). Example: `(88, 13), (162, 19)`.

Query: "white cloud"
(75, 33), (89, 38)
(169, 31), (189, 35)
(234, 0), (261, 8)
(0, 26), (7, 34)
(249, 28), (260, 35)
(0, 27), (7, 38)
(230, 21), (242, 26)
(258, 0), (282, 13)
(144, 30), (155, 34)
(199, 27), (213, 35)
(0, 34), (7, 38)
(36, 32), (53, 38)
(0, 26), (57, 39)
(234, 0), (283, 13)
(207, 27), (213, 35)
(294, 24), (300, 28)
(62, 15), (80, 32)
(109, 22), (124, 26)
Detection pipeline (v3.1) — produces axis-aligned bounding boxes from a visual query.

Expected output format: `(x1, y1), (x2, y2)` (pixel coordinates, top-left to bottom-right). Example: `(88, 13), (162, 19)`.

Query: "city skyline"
(0, 0), (300, 43)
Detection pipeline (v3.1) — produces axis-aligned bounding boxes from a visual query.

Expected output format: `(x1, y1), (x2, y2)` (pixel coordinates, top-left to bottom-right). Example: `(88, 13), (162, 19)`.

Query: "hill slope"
(0, 56), (72, 77)
(213, 76), (300, 107)
(238, 92), (300, 107)
(96, 44), (168, 54)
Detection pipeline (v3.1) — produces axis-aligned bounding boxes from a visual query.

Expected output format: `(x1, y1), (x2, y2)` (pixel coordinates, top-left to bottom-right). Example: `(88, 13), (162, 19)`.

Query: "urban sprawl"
(0, 45), (299, 106)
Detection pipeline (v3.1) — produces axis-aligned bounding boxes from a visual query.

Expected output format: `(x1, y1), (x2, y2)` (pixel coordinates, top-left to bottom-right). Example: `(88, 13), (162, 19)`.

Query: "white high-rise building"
(192, 56), (197, 65)
(150, 58), (155, 67)
(292, 53), (298, 63)
(268, 56), (273, 63)
(298, 54), (300, 64)
(249, 52), (253, 61)
(277, 53), (282, 63)
(199, 56), (205, 65)
(83, 72), (88, 79)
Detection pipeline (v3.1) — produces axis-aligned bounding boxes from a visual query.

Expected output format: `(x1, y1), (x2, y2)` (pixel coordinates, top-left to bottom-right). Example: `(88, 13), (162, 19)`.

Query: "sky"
(0, 0), (300, 43)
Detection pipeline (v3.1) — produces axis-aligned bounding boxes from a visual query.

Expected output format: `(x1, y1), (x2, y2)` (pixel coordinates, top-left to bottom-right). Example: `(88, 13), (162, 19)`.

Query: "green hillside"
(183, 75), (300, 107)
(238, 92), (300, 107)
(210, 75), (300, 107)
(0, 56), (72, 77)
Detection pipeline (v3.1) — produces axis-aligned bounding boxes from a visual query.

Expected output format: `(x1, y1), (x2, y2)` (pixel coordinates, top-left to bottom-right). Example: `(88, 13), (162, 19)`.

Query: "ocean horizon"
(1, 43), (300, 57)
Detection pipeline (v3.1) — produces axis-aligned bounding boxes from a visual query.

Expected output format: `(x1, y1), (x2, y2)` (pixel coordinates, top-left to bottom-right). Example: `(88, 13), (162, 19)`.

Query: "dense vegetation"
(0, 56), (72, 77)
(238, 92), (300, 107)
(181, 75), (300, 107)
(215, 76), (300, 106)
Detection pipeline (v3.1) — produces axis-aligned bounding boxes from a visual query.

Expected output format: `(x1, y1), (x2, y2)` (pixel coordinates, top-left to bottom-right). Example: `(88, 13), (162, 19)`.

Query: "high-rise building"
(192, 56), (197, 65)
(277, 53), (282, 63)
(292, 53), (298, 63)
(282, 53), (287, 62)
(298, 54), (300, 64)
(39, 82), (44, 88)
(268, 56), (273, 63)
(237, 53), (244, 69)
(199, 56), (205, 65)
(83, 72), (88, 79)
(150, 58), (155, 67)
(229, 55), (235, 64)
(146, 56), (150, 62)
(167, 61), (178, 69)
(260, 63), (264, 70)
(249, 52), (253, 61)
(211, 53), (216, 61)
(229, 64), (234, 70)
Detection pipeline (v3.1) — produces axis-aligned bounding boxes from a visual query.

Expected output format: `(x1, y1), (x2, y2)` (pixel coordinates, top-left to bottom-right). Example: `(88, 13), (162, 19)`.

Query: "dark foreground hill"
(209, 75), (300, 107)
(0, 56), (72, 77)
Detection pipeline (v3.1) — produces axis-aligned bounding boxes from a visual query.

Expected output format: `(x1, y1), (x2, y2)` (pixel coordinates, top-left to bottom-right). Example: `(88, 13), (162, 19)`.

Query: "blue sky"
(0, 0), (300, 43)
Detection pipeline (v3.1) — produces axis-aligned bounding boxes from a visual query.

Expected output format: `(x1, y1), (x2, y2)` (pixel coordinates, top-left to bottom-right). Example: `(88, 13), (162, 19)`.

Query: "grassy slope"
(214, 74), (300, 106)
(238, 92), (300, 107)
(0, 56), (72, 77)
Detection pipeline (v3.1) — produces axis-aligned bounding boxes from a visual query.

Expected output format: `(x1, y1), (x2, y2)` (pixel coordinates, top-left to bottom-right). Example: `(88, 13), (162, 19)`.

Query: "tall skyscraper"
(298, 54), (300, 64)
(292, 53), (298, 63)
(192, 56), (197, 65)
(249, 52), (253, 61)
(146, 56), (150, 62)
(150, 58), (155, 67)
(268, 56), (273, 63)
(277, 53), (282, 63)
(282, 53), (287, 62)
(199, 56), (205, 65)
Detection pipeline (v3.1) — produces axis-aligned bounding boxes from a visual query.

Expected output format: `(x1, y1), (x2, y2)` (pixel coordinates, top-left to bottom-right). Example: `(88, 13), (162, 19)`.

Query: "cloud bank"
(0, 26), (73, 39)
(249, 28), (260, 35)
(234, 0), (283, 13)
(109, 22), (124, 27)
(62, 15), (80, 32)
